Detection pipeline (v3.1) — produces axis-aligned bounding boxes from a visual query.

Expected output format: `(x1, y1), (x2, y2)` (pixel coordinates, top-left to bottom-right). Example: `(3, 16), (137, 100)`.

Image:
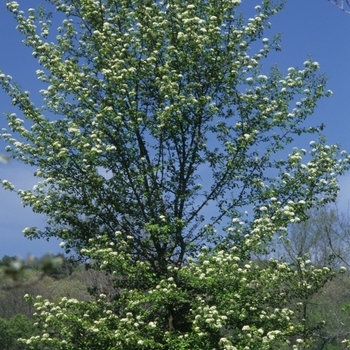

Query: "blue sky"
(1, 0), (350, 258)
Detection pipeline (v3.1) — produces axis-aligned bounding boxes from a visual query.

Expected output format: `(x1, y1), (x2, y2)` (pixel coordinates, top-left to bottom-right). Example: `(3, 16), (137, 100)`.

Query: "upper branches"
(1, 0), (349, 272)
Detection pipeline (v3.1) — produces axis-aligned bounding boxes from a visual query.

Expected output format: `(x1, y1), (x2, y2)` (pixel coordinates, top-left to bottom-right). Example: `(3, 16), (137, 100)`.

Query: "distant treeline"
(0, 254), (114, 349)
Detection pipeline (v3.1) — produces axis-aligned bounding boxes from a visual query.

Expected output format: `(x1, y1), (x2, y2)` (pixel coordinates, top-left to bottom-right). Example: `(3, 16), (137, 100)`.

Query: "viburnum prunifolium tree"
(1, 0), (349, 348)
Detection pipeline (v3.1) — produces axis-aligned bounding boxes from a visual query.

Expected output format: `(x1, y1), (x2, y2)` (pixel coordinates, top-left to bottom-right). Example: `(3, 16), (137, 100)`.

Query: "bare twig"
(328, 0), (350, 14)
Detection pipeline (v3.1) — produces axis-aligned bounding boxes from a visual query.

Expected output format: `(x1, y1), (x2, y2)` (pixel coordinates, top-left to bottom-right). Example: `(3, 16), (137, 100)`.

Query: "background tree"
(0, 254), (104, 319)
(0, 314), (33, 350)
(262, 204), (350, 349)
(1, 0), (350, 348)
(274, 204), (350, 268)
(305, 276), (350, 349)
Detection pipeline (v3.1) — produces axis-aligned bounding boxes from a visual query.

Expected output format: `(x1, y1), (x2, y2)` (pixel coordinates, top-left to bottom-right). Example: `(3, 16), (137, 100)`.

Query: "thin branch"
(328, 0), (350, 14)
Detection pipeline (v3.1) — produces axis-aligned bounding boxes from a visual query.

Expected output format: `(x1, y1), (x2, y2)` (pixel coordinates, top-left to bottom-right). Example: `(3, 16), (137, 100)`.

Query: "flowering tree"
(1, 0), (349, 348)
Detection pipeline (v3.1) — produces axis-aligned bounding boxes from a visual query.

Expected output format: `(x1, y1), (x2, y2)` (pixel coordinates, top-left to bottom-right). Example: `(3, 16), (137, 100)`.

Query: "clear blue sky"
(1, 0), (350, 258)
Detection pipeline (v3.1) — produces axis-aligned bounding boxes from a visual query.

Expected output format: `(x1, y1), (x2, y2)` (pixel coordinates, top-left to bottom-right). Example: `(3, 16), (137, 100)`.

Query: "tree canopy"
(1, 0), (346, 268)
(1, 0), (349, 348)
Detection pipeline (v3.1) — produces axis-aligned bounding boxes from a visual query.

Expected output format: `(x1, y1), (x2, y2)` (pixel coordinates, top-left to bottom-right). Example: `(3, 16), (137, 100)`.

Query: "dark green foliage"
(0, 314), (34, 350)
(0, 255), (18, 267)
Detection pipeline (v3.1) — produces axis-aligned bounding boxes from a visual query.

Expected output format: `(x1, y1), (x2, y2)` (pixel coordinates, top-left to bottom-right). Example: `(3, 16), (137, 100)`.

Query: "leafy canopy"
(1, 0), (345, 265)
(1, 0), (349, 348)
